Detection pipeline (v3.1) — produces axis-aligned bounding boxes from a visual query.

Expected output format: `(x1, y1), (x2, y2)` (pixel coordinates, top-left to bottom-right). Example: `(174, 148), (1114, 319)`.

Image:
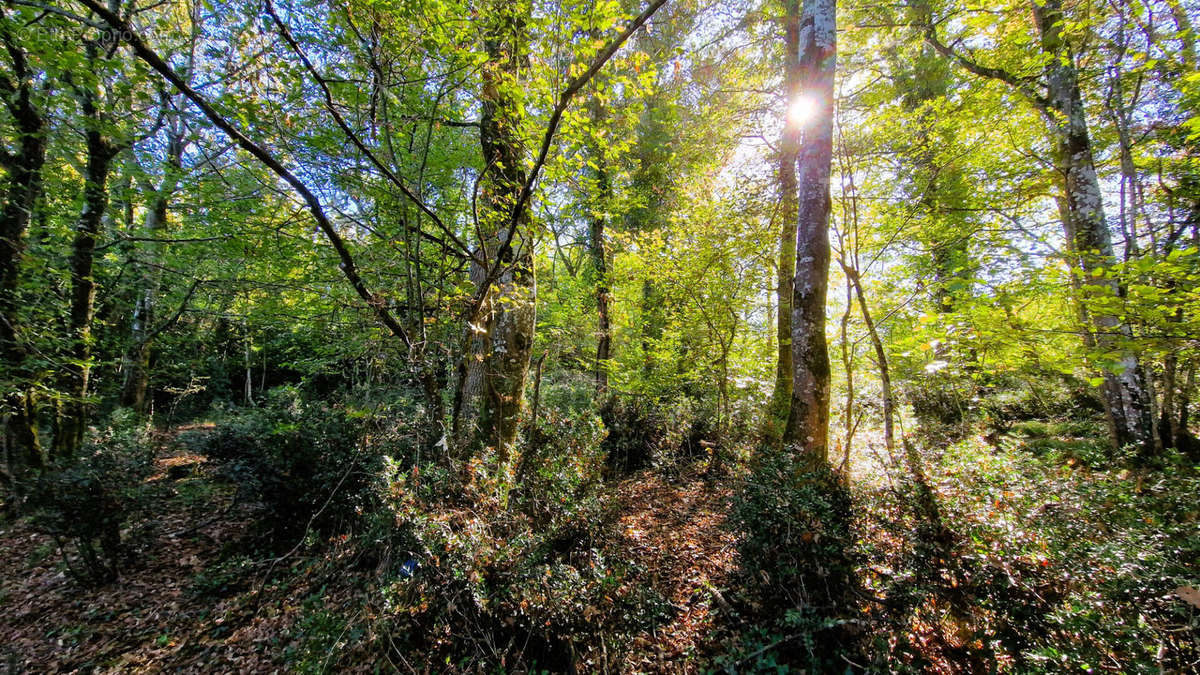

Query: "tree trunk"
(640, 279), (660, 380)
(1179, 363), (1194, 435)
(844, 265), (894, 456)
(767, 0), (802, 441)
(838, 269), (854, 469)
(243, 329), (253, 405)
(783, 0), (835, 470)
(0, 27), (47, 469)
(53, 89), (118, 461)
(121, 122), (186, 413)
(588, 94), (612, 393)
(1033, 0), (1157, 458)
(463, 1), (536, 462)
(1161, 330), (1180, 449)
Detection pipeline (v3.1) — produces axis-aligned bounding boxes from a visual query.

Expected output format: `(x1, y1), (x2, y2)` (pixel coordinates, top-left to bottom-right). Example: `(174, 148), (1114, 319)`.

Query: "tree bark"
(463, 0), (536, 462)
(767, 0), (802, 441)
(588, 93), (612, 393)
(0, 25), (47, 469)
(1032, 0), (1157, 458)
(54, 81), (119, 461)
(1179, 363), (1194, 436)
(783, 0), (835, 469)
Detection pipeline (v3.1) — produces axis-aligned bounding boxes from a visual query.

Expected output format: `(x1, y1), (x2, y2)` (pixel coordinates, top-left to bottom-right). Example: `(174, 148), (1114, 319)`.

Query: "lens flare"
(787, 95), (818, 126)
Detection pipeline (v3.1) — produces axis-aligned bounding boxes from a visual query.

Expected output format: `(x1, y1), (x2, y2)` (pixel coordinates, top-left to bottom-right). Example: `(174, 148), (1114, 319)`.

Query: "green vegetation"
(1, 0), (1198, 671)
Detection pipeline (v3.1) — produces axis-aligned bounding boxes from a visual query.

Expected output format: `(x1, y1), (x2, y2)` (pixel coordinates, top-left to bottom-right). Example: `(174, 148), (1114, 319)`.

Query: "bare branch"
(922, 15), (1050, 110)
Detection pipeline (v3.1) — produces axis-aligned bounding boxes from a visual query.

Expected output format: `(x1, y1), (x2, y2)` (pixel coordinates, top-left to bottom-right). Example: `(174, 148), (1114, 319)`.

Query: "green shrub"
(514, 409), (607, 529)
(370, 408), (656, 670)
(181, 386), (392, 547)
(599, 395), (712, 473)
(728, 452), (856, 668)
(980, 375), (1104, 424)
(188, 554), (258, 598)
(1008, 417), (1118, 467)
(26, 411), (155, 585)
(908, 371), (974, 428)
(286, 593), (367, 674)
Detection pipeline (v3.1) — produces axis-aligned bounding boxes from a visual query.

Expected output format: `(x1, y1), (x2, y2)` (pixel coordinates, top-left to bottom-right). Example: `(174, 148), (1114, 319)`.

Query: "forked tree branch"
(922, 15), (1050, 110)
(264, 0), (472, 261)
(470, 0), (669, 320)
(72, 0), (414, 348)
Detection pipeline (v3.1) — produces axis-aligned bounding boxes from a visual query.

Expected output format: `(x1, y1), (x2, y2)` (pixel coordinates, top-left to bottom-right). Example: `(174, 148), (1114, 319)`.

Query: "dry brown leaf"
(1175, 585), (1200, 609)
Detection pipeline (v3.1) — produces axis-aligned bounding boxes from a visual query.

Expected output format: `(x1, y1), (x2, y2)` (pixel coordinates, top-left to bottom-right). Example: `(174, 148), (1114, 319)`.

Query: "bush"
(181, 386), (391, 547)
(908, 372), (974, 428)
(1008, 418), (1117, 467)
(599, 395), (712, 474)
(514, 409), (607, 529)
(728, 452), (856, 668)
(370, 408), (657, 670)
(979, 375), (1104, 426)
(26, 411), (155, 585)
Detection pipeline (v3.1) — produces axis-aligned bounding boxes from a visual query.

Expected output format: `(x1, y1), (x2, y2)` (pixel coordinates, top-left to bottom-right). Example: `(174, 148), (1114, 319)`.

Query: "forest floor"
(0, 433), (743, 673)
(0, 427), (306, 672)
(3, 422), (1197, 672)
(611, 466), (737, 671)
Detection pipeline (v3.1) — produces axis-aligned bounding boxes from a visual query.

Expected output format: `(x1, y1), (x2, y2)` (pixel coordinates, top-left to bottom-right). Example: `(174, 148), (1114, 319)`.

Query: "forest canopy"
(0, 0), (1197, 671)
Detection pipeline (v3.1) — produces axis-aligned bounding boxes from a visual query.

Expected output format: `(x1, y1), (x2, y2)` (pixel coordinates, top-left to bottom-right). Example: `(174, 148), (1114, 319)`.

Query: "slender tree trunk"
(54, 91), (118, 461)
(451, 328), (481, 448)
(1033, 0), (1157, 458)
(783, 0), (835, 470)
(243, 329), (253, 405)
(844, 265), (894, 456)
(121, 124), (185, 412)
(1167, 0), (1196, 71)
(587, 94), (611, 393)
(640, 280), (655, 379)
(838, 269), (854, 469)
(464, 0), (536, 462)
(1161, 325), (1180, 449)
(0, 28), (47, 470)
(767, 0), (802, 441)
(1179, 363), (1194, 435)
(1179, 220), (1200, 448)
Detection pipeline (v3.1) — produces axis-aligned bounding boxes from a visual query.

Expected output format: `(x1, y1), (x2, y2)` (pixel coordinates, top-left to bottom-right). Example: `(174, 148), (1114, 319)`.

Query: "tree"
(766, 0), (801, 442)
(783, 0), (835, 469)
(460, 0), (537, 461)
(54, 40), (126, 460)
(0, 9), (49, 470)
(586, 91), (613, 393)
(924, 0), (1157, 457)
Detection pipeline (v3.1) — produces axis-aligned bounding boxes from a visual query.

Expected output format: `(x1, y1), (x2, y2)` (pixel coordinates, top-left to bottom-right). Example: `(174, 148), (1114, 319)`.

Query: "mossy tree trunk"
(783, 0), (836, 470)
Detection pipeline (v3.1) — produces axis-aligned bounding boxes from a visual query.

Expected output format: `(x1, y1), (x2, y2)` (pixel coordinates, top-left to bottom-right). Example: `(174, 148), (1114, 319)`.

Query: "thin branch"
(138, 278), (201, 345)
(10, 0), (104, 29)
(465, 0), (669, 324)
(507, 0), (669, 236)
(96, 234), (231, 252)
(264, 0), (471, 261)
(74, 0), (413, 349)
(922, 16), (1050, 110)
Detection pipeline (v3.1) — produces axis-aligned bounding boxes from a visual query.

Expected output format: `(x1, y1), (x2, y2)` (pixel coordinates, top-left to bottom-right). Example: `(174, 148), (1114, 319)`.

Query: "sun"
(787, 94), (819, 126)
